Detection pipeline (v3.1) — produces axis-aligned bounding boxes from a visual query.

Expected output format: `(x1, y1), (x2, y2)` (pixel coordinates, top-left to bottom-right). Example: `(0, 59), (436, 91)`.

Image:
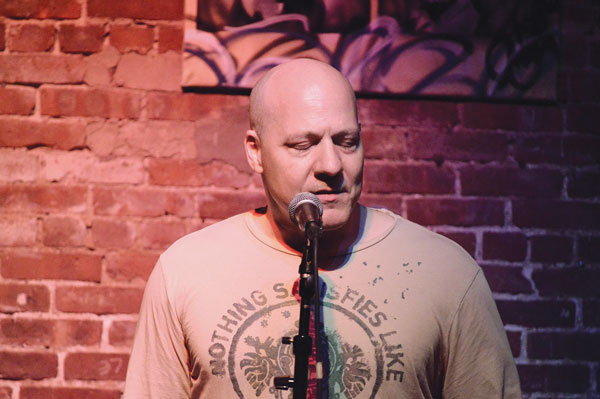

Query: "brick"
(0, 54), (85, 84)
(528, 332), (600, 361)
(0, 118), (85, 150)
(437, 231), (476, 257)
(197, 191), (266, 219)
(513, 200), (600, 229)
(0, 351), (57, 380)
(460, 167), (563, 198)
(583, 301), (600, 326)
(41, 215), (87, 247)
(93, 187), (195, 217)
(560, 36), (590, 68)
(0, 217), (37, 246)
(20, 387), (121, 399)
(364, 162), (454, 194)
(482, 232), (527, 262)
(91, 219), (135, 249)
(0, 23), (4, 50)
(481, 265), (533, 295)
(0, 185), (86, 214)
(567, 170), (600, 198)
(41, 151), (144, 184)
(88, 0), (183, 20)
(139, 219), (186, 250)
(514, 135), (563, 165)
(149, 159), (253, 188)
(561, 70), (600, 103)
(110, 25), (154, 54)
(566, 105), (600, 135)
(463, 103), (562, 132)
(0, 284), (50, 313)
(0, 318), (101, 348)
(563, 134), (600, 164)
(496, 299), (575, 327)
(193, 96), (253, 172)
(148, 92), (247, 121)
(41, 86), (142, 119)
(84, 58), (111, 86)
(530, 235), (573, 263)
(593, 40), (600, 69)
(56, 286), (143, 314)
(358, 99), (459, 128)
(532, 267), (600, 298)
(59, 24), (104, 53)
(361, 126), (406, 160)
(579, 235), (600, 262)
(64, 352), (129, 381)
(114, 53), (181, 91)
(0, 387), (10, 399)
(158, 25), (183, 53)
(7, 24), (54, 52)
(105, 251), (158, 282)
(406, 129), (509, 163)
(357, 194), (403, 216)
(518, 364), (589, 394)
(506, 330), (521, 358)
(0, 86), (35, 115)
(1, 251), (101, 282)
(0, 149), (41, 182)
(114, 121), (196, 158)
(109, 320), (137, 346)
(84, 46), (120, 86)
(0, 0), (80, 19)
(85, 120), (119, 156)
(562, 0), (593, 34)
(406, 199), (504, 227)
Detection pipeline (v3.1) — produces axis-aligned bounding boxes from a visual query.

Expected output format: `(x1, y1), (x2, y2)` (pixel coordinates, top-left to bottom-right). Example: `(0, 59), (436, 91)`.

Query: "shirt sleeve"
(123, 260), (191, 399)
(442, 269), (522, 399)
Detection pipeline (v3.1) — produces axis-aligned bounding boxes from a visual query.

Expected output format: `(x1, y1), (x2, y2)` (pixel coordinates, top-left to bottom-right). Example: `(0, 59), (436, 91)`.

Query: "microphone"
(288, 192), (323, 239)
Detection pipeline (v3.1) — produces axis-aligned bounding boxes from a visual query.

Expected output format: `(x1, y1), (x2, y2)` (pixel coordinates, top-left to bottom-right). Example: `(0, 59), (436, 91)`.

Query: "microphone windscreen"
(288, 192), (323, 223)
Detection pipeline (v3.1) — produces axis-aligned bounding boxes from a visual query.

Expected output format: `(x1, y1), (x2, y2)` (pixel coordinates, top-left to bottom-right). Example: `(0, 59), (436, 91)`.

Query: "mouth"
(313, 190), (345, 202)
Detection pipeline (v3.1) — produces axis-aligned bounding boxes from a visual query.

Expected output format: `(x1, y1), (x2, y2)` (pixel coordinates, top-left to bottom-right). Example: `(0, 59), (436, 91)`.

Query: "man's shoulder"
(159, 211), (251, 264)
(369, 206), (479, 271)
(371, 207), (466, 248)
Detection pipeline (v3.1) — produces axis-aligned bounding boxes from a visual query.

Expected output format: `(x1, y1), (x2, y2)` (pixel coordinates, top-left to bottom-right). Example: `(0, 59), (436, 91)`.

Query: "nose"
(314, 137), (342, 177)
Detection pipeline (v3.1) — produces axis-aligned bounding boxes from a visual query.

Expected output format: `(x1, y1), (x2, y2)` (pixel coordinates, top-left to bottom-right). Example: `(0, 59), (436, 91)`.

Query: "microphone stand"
(274, 222), (323, 399)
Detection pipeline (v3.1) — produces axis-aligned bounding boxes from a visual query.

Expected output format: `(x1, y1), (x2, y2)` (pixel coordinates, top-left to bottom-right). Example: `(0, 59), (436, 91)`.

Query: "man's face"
(256, 81), (363, 234)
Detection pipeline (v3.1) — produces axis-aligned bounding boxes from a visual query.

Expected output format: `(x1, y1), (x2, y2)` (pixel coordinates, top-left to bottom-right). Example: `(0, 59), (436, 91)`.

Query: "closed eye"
(333, 133), (360, 150)
(287, 141), (313, 151)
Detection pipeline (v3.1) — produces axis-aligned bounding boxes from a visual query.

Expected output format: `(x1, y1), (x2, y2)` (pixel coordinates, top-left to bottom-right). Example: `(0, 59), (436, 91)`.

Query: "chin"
(321, 209), (353, 232)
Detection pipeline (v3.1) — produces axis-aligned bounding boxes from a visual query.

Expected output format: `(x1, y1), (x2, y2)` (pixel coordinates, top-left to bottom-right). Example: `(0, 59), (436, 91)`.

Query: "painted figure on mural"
(186, 0), (559, 98)
(195, 0), (553, 35)
(123, 58), (522, 398)
(196, 0), (370, 32)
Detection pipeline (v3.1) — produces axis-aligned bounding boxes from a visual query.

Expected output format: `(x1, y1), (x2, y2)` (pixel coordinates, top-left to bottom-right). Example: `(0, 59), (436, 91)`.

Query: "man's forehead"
(249, 59), (357, 136)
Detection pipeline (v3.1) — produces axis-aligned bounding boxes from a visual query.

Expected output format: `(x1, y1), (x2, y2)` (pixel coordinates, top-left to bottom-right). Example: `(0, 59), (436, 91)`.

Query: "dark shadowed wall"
(0, 0), (599, 398)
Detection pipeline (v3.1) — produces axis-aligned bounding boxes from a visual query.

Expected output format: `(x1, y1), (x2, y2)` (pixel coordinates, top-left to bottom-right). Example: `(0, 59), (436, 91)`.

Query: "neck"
(259, 204), (365, 259)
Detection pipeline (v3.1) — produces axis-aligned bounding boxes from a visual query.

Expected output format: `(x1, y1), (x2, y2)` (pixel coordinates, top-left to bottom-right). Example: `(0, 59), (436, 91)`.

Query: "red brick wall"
(0, 0), (599, 398)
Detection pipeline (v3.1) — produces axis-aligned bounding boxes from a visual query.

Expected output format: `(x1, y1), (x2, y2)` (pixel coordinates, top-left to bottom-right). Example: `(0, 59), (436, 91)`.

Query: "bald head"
(244, 58), (364, 244)
(249, 59), (357, 135)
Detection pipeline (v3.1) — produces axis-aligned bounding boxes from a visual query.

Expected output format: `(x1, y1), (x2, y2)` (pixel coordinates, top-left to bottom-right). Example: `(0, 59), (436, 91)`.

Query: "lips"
(313, 190), (346, 203)
(313, 190), (343, 195)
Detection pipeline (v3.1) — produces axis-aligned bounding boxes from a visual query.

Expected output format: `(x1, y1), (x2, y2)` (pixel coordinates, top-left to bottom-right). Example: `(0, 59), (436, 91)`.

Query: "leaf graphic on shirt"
(241, 336), (280, 396)
(327, 341), (371, 399)
(240, 331), (370, 398)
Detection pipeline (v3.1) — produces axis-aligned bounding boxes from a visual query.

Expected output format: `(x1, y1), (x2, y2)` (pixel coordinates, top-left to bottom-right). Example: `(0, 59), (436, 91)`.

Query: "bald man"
(124, 59), (521, 399)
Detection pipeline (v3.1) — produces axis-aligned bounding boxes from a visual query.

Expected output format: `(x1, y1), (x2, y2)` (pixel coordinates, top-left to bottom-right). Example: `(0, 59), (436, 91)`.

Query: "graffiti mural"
(183, 0), (560, 99)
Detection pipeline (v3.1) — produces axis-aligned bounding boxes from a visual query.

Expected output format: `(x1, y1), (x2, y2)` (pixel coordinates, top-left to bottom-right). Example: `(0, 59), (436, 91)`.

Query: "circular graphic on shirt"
(227, 300), (384, 399)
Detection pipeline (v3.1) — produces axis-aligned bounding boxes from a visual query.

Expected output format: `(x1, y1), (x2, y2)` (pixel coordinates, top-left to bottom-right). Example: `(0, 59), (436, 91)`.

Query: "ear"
(245, 129), (263, 174)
